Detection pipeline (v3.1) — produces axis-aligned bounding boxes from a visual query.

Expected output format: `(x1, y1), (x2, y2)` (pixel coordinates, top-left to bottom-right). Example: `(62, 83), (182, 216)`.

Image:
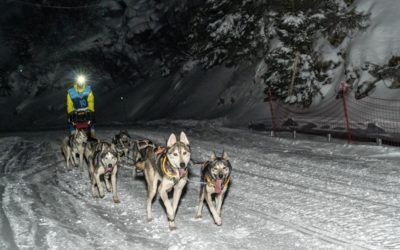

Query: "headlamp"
(76, 75), (86, 85)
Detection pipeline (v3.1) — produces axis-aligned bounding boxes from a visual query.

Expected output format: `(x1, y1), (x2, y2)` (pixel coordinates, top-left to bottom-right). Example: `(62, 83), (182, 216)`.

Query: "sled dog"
(196, 151), (232, 226)
(88, 141), (120, 203)
(83, 136), (101, 164)
(143, 132), (191, 230)
(112, 130), (132, 163)
(131, 139), (156, 172)
(61, 129), (88, 171)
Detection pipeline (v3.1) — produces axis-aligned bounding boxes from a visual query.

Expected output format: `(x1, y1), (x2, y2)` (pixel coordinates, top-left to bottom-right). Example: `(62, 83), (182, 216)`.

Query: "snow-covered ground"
(1, 126), (400, 249)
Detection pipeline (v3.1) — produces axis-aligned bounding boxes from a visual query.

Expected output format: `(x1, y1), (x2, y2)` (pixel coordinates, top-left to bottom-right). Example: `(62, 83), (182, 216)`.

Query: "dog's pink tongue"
(179, 168), (185, 177)
(215, 179), (223, 194)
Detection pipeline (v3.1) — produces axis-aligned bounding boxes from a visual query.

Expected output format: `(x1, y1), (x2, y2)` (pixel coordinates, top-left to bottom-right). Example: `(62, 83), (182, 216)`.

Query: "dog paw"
(195, 214), (202, 219)
(99, 194), (105, 199)
(113, 197), (120, 203)
(215, 218), (222, 226)
(147, 218), (153, 223)
(169, 221), (177, 231)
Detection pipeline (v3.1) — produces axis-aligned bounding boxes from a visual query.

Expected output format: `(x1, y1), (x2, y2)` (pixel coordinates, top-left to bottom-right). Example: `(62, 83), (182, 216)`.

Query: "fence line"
(252, 83), (400, 146)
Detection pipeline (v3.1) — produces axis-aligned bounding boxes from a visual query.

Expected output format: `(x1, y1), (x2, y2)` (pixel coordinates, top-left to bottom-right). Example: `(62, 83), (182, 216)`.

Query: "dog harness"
(154, 145), (166, 156)
(113, 133), (131, 156)
(134, 140), (155, 159)
(205, 175), (231, 194)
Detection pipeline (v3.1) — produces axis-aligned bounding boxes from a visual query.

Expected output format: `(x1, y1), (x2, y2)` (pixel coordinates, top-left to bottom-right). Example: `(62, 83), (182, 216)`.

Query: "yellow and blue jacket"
(67, 84), (94, 114)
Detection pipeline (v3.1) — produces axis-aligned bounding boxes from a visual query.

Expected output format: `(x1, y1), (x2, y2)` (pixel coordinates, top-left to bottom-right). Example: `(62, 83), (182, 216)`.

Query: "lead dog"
(61, 130), (88, 171)
(196, 151), (232, 226)
(88, 141), (120, 203)
(142, 132), (191, 230)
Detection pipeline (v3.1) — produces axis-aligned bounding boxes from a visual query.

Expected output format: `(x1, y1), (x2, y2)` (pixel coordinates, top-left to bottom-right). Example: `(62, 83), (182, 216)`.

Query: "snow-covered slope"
(1, 127), (400, 249)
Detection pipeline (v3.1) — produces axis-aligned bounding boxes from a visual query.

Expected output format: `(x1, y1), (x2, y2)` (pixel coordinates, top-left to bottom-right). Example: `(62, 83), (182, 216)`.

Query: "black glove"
(67, 112), (75, 123)
(87, 111), (95, 123)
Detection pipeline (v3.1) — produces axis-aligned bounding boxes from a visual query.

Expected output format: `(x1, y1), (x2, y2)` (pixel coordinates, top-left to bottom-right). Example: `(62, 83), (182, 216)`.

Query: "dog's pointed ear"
(211, 151), (216, 161)
(110, 143), (116, 152)
(167, 133), (177, 148)
(222, 150), (228, 160)
(180, 131), (189, 145)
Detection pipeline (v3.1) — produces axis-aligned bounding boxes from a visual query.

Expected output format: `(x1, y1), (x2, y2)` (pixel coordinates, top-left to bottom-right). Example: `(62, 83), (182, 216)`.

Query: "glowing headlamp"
(76, 75), (86, 85)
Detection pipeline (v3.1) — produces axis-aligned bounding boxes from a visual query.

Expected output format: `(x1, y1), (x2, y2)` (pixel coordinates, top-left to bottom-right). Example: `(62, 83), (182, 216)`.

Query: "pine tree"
(262, 0), (367, 107)
(187, 0), (367, 106)
(189, 0), (266, 69)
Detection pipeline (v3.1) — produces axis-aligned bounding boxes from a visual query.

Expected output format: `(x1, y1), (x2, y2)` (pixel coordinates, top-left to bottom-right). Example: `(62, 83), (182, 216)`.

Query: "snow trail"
(0, 127), (399, 249)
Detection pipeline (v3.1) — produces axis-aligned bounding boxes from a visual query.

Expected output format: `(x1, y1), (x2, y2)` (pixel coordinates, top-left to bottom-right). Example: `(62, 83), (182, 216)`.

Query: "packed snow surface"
(1, 126), (400, 249)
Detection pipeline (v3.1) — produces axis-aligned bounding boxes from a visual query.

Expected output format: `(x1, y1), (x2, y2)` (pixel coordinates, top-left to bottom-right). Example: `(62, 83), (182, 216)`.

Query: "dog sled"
(70, 108), (95, 135)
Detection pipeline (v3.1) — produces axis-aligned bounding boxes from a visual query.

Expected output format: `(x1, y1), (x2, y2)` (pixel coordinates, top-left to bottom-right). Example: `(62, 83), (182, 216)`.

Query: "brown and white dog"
(142, 132), (191, 230)
(196, 151), (232, 226)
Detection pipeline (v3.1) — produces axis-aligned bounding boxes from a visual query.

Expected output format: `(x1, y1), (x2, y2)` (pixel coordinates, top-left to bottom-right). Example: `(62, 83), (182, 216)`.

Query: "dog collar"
(161, 156), (188, 180)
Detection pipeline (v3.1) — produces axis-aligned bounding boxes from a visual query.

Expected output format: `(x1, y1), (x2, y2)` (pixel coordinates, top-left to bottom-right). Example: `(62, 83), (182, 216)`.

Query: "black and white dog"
(112, 130), (131, 164)
(196, 151), (232, 226)
(88, 141), (120, 203)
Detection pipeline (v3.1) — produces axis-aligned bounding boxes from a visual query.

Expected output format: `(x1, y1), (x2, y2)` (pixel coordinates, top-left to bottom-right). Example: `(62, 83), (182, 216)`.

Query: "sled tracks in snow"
(233, 168), (400, 212)
(240, 202), (374, 249)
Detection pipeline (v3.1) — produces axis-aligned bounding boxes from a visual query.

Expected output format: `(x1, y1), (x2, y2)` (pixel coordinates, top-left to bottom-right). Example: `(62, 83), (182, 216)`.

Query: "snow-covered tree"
(262, 0), (367, 107)
(351, 56), (400, 99)
(189, 0), (266, 69)
(186, 0), (367, 106)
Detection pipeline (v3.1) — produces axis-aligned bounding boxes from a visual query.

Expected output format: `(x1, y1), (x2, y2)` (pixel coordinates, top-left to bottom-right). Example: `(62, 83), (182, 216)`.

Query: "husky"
(112, 130), (132, 163)
(142, 132), (191, 230)
(83, 136), (101, 164)
(195, 151), (232, 226)
(131, 139), (156, 172)
(61, 130), (88, 171)
(88, 141), (120, 203)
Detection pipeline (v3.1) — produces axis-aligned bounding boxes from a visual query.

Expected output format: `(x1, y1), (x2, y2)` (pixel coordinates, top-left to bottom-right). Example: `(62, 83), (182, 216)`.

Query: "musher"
(66, 74), (95, 137)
